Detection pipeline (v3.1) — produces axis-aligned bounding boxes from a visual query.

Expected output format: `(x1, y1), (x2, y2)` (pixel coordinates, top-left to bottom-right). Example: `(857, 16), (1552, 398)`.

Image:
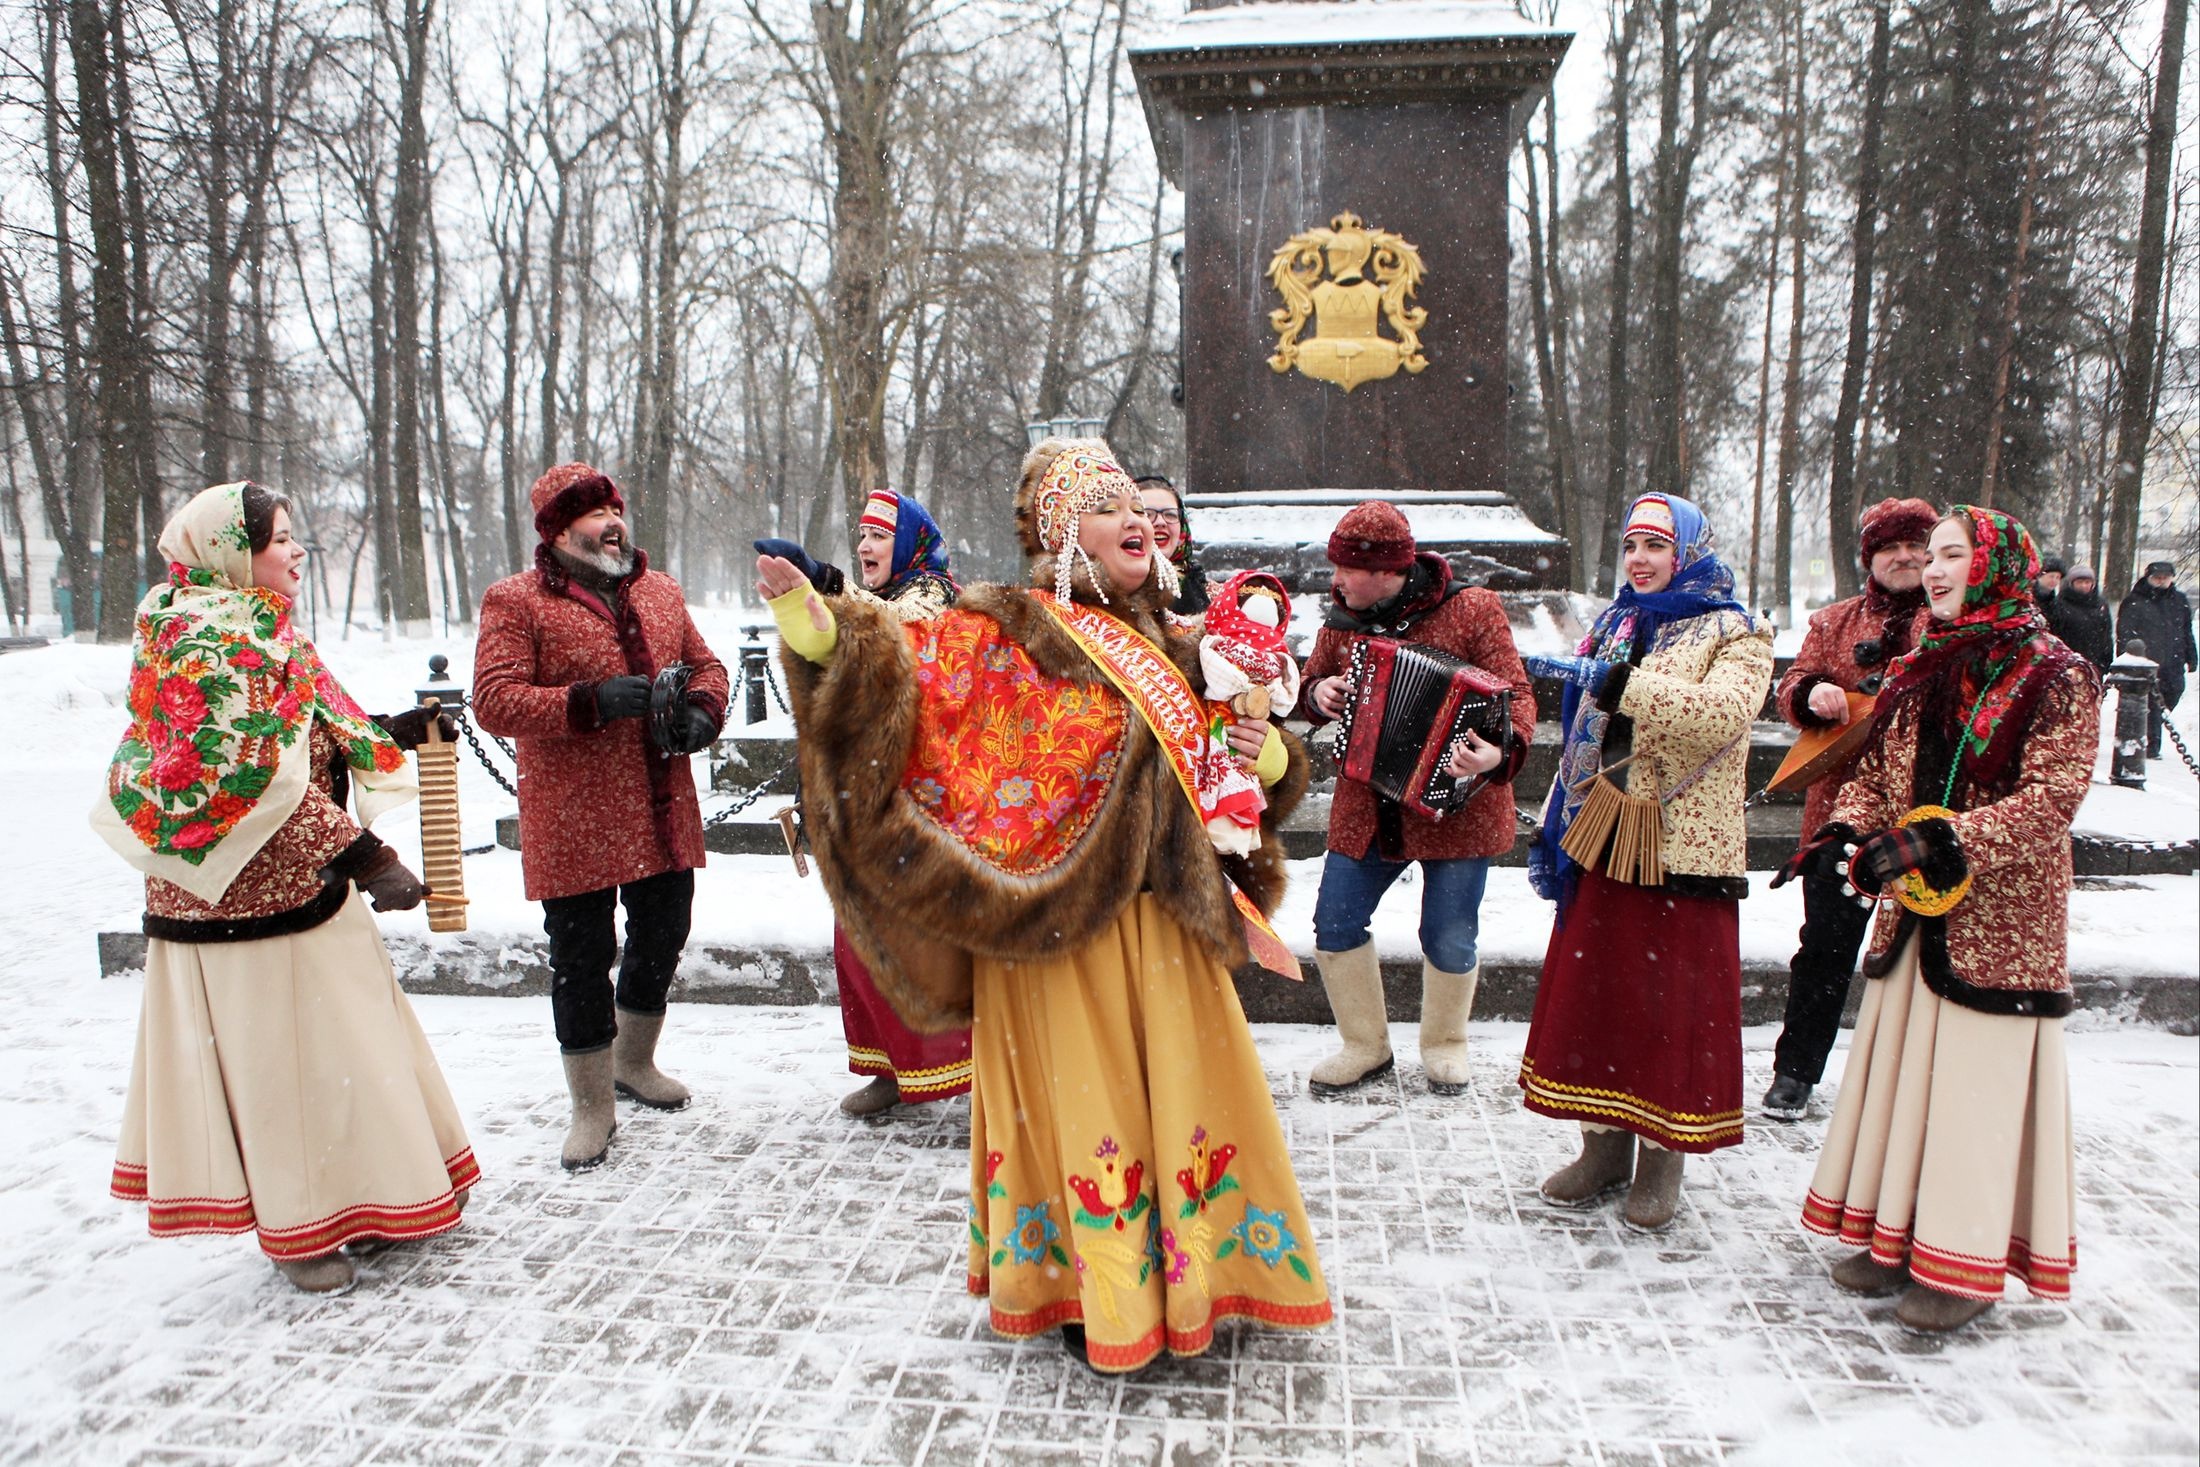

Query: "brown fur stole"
(780, 578), (1306, 1033)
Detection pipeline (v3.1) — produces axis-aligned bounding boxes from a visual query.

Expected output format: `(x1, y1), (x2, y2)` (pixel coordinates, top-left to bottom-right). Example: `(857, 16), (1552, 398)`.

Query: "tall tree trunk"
(1598, 0), (1640, 595)
(1642, 0), (1685, 497)
(629, 0), (697, 557)
(40, 0), (96, 570)
(2104, 0), (2188, 591)
(428, 209), (470, 615)
(368, 245), (397, 628)
(0, 266), (91, 598)
(1542, 95), (1585, 574)
(195, 0), (241, 486)
(1522, 129), (1571, 561)
(1826, 0), (1891, 599)
(385, 0), (435, 628)
(1747, 199), (1783, 610)
(68, 0), (143, 641)
(1772, 0), (1810, 619)
(110, 0), (161, 575)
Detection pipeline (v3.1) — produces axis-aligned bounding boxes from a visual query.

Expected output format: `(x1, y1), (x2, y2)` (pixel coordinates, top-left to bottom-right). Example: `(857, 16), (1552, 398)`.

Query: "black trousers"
(541, 868), (694, 1053)
(1770, 871), (1875, 1085)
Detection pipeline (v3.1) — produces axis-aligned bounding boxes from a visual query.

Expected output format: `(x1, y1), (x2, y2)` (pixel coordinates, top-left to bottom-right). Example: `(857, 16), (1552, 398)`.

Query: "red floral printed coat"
(473, 555), (728, 901)
(1298, 569), (1536, 862)
(1830, 660), (2098, 1010)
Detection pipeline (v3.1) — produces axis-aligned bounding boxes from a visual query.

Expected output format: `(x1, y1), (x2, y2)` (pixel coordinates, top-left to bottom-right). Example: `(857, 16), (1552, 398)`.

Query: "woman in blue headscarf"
(758, 489), (970, 1115)
(1516, 493), (1773, 1232)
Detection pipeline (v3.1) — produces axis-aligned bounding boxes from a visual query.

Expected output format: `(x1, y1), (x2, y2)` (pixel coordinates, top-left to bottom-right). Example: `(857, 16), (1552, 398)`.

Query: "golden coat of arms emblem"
(1265, 211), (1428, 392)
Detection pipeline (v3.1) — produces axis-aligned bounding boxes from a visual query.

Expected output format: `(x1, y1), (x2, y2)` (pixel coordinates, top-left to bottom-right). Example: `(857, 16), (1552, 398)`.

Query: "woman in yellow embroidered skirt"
(1776, 506), (2094, 1333)
(92, 484), (477, 1295)
(761, 439), (1329, 1371)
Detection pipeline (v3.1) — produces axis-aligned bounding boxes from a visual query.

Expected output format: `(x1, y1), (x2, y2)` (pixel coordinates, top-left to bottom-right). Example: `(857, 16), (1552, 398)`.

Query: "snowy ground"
(1, 627), (2195, 1465)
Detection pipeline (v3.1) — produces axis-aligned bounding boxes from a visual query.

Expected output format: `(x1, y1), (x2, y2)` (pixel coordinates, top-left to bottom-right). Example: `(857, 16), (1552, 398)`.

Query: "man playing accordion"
(1297, 501), (1537, 1097)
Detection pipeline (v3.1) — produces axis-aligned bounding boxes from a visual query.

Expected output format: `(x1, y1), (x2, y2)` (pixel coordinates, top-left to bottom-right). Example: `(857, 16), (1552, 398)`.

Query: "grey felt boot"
(1622, 1144), (1685, 1232)
(561, 1047), (618, 1171)
(1540, 1129), (1635, 1207)
(274, 1253), (357, 1295)
(612, 1007), (691, 1111)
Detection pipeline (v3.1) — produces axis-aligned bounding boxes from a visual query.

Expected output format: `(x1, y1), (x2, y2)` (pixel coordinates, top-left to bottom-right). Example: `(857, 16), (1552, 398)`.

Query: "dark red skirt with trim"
(835, 929), (972, 1101)
(1518, 869), (1745, 1153)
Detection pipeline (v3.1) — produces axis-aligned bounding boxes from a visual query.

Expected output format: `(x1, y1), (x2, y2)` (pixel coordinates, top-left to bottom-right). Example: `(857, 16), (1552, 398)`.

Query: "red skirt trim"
(114, 1148), (480, 1259)
(1801, 1190), (2076, 1302)
(968, 1278), (1334, 1373)
(837, 929), (971, 1101)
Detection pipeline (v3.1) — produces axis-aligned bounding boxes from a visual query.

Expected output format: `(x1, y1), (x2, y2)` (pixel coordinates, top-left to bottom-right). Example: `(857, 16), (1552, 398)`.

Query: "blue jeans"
(1312, 848), (1490, 973)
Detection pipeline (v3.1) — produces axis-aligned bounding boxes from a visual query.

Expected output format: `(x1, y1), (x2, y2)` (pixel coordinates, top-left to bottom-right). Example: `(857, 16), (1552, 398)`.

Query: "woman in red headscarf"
(94, 483), (477, 1295)
(1779, 505), (2098, 1333)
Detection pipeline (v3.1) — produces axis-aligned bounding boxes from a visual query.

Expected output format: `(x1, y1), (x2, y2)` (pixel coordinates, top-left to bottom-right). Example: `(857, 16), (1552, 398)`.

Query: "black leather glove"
(371, 707), (460, 751)
(595, 675), (653, 722)
(674, 703), (721, 755)
(754, 538), (847, 596)
(356, 848), (429, 912)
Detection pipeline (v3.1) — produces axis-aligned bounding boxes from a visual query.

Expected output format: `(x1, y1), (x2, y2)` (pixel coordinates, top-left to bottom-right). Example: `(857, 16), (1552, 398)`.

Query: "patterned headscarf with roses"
(97, 483), (412, 901)
(1877, 504), (2093, 799)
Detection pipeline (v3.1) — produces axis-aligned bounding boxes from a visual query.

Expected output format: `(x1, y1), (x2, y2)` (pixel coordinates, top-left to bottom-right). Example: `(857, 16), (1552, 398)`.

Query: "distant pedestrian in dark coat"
(2117, 561), (2197, 758)
(2043, 566), (2114, 672)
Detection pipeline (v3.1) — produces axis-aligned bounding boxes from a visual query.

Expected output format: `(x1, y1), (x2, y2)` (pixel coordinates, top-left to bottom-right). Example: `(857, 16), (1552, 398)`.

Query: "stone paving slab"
(2, 1011), (2194, 1467)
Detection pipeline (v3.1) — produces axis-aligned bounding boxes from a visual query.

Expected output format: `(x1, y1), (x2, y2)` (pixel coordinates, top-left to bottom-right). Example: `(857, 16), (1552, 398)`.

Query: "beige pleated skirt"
(112, 892), (479, 1259)
(1802, 937), (2074, 1301)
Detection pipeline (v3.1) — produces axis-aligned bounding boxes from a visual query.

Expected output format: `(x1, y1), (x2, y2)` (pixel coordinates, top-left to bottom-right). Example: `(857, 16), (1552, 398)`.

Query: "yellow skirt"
(112, 892), (479, 1259)
(1802, 938), (2075, 1301)
(967, 894), (1331, 1371)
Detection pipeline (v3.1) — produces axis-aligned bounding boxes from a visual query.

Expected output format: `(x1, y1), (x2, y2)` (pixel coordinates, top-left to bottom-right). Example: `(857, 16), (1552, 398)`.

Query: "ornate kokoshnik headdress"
(1032, 442), (1180, 606)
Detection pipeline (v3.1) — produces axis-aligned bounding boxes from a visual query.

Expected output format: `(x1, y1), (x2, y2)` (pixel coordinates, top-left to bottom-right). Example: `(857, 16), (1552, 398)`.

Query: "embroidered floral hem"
(965, 895), (1329, 1367)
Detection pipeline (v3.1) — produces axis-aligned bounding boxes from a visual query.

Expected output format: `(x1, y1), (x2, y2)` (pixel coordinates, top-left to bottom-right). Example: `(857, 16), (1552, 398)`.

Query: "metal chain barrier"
(704, 770), (786, 827)
(2164, 715), (2200, 779)
(761, 650), (793, 716)
(454, 709), (519, 797)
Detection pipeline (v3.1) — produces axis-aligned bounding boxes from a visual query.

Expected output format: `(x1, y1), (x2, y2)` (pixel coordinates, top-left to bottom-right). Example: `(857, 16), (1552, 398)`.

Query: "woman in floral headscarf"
(93, 483), (477, 1295)
(1517, 493), (1773, 1232)
(755, 439), (1328, 1373)
(1779, 507), (2097, 1333)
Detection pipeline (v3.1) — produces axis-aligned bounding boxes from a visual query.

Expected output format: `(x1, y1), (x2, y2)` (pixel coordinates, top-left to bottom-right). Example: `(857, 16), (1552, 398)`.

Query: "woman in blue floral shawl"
(94, 483), (477, 1295)
(1517, 493), (1773, 1232)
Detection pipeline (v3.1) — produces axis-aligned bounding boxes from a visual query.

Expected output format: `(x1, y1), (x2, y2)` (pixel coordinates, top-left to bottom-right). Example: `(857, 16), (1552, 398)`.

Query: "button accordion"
(1333, 637), (1514, 818)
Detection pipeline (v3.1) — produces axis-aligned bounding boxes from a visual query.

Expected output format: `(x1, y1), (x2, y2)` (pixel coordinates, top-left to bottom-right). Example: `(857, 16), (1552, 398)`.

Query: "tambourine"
(649, 662), (695, 754)
(1889, 804), (1972, 916)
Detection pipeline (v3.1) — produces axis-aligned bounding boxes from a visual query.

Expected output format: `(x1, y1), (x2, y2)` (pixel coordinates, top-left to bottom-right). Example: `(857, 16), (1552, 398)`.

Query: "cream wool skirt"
(112, 892), (479, 1258)
(1802, 936), (2074, 1301)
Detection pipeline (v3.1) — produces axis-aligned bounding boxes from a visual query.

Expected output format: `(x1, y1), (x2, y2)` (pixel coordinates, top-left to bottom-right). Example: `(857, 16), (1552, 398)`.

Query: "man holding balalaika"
(1297, 501), (1537, 1098)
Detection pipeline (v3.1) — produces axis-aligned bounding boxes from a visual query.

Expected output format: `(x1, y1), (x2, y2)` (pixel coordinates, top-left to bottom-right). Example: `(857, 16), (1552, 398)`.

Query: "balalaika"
(1333, 637), (1513, 818)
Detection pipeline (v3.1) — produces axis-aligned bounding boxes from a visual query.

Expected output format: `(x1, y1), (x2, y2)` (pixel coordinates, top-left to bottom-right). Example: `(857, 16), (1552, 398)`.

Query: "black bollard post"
(741, 638), (769, 725)
(2107, 639), (2156, 790)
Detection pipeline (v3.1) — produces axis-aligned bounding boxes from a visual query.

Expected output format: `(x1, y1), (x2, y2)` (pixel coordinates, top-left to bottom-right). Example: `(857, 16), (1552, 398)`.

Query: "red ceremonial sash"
(1033, 593), (1302, 981)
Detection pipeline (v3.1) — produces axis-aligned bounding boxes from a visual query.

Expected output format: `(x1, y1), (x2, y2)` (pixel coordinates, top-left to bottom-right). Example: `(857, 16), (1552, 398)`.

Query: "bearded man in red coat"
(1760, 495), (1935, 1123)
(473, 464), (728, 1171)
(1297, 501), (1536, 1097)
